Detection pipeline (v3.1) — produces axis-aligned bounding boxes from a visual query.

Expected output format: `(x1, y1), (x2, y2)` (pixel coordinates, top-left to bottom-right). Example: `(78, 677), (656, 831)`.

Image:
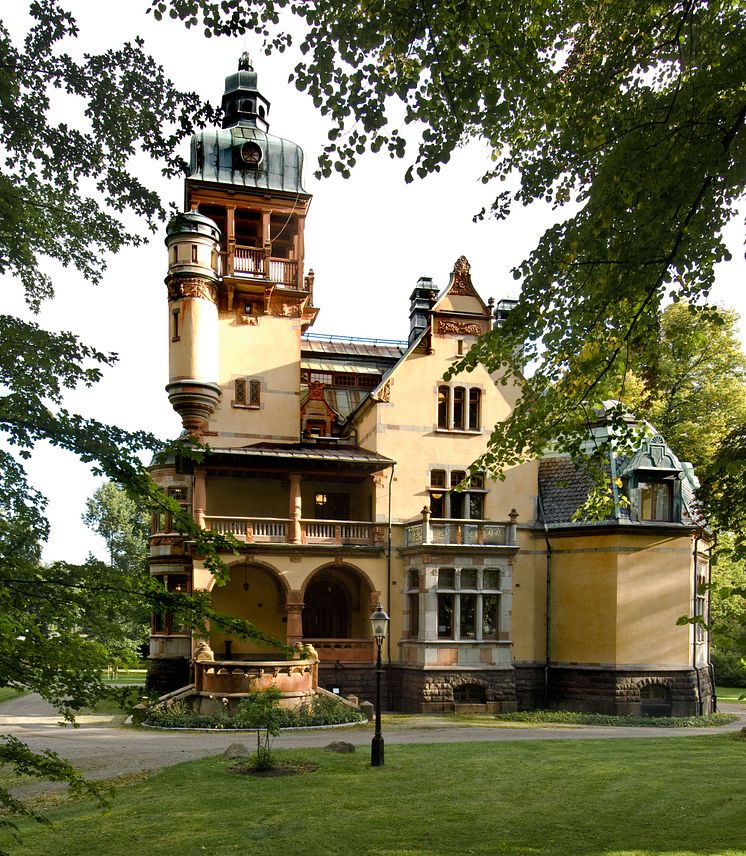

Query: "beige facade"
(148, 59), (713, 716)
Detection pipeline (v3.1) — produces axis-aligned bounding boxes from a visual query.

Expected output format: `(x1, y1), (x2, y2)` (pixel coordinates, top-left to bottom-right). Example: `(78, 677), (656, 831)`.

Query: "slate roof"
(538, 457), (596, 524)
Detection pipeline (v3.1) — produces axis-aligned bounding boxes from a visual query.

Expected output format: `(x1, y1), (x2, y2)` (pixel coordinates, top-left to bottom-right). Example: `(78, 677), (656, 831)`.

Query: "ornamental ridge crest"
(449, 255), (476, 296)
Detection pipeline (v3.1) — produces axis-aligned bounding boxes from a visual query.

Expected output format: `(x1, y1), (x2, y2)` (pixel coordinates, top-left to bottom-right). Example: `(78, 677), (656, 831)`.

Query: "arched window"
(468, 389), (481, 430)
(640, 683), (671, 717)
(453, 387), (465, 429)
(437, 386), (450, 428)
(435, 384), (482, 431)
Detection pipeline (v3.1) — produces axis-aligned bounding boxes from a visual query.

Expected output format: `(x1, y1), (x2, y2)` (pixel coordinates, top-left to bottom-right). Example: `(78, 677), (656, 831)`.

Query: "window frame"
(428, 468), (488, 520)
(232, 377), (262, 409)
(434, 566), (502, 641)
(435, 383), (483, 433)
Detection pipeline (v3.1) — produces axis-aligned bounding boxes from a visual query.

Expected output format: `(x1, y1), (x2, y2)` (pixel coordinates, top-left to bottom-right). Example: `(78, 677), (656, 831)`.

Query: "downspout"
(537, 492), (552, 708)
(708, 532), (716, 712)
(692, 531), (702, 715)
(386, 462), (395, 710)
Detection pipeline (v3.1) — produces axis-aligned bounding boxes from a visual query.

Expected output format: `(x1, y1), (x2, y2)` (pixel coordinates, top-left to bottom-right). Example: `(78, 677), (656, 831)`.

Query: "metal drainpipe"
(708, 532), (717, 712)
(692, 532), (702, 715)
(385, 463), (395, 710)
(537, 492), (552, 708)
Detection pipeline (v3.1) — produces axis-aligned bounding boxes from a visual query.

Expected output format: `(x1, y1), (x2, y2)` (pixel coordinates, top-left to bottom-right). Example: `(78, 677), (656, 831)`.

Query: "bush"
(711, 649), (746, 687)
(143, 691), (365, 730)
(493, 709), (737, 727)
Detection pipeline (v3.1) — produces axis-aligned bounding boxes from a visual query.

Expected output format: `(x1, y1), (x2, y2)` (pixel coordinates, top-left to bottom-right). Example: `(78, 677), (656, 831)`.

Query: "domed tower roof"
(187, 54), (307, 196)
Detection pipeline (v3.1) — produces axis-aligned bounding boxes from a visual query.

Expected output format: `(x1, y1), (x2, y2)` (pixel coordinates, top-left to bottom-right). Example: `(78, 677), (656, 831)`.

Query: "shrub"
(143, 690), (366, 730)
(711, 650), (746, 688)
(493, 709), (737, 727)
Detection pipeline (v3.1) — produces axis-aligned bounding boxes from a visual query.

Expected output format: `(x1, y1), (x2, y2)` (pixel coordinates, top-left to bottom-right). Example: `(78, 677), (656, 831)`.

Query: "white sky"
(3, 2), (745, 563)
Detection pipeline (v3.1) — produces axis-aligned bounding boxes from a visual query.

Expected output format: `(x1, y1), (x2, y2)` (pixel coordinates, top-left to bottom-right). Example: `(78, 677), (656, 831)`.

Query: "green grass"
(7, 735), (746, 856)
(100, 669), (147, 686)
(718, 686), (746, 703)
(0, 688), (27, 704)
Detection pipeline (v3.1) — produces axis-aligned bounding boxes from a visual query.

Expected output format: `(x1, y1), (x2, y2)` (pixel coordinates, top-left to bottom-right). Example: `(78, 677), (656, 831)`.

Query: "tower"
(164, 52), (317, 442)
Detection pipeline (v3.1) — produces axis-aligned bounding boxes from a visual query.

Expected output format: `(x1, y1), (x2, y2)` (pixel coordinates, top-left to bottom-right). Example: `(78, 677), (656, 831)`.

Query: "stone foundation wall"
(320, 661), (715, 716)
(514, 665), (547, 710)
(547, 666), (715, 716)
(391, 666), (517, 713)
(147, 658), (191, 695)
(317, 664), (385, 708)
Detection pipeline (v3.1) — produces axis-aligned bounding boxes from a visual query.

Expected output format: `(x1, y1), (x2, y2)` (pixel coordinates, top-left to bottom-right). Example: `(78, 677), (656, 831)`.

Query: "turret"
(164, 210), (222, 438)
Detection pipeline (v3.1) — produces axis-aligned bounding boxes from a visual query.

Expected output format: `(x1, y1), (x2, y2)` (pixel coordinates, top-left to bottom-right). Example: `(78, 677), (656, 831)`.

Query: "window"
(171, 309), (180, 342)
(437, 386), (450, 428)
(436, 384), (482, 431)
(695, 573), (708, 643)
(429, 469), (487, 519)
(406, 569), (420, 639)
(152, 574), (189, 634)
(468, 389), (481, 430)
(233, 378), (261, 408)
(435, 567), (502, 641)
(639, 480), (673, 521)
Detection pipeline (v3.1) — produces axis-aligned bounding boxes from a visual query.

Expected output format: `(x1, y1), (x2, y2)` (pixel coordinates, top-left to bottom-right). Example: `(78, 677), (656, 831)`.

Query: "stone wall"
(391, 666), (517, 713)
(146, 658), (191, 695)
(547, 666), (715, 716)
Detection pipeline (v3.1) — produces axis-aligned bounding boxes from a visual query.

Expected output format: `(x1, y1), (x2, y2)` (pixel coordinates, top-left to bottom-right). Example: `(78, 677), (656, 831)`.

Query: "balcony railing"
(404, 515), (518, 548)
(194, 658), (317, 695)
(204, 516), (383, 547)
(224, 245), (304, 289)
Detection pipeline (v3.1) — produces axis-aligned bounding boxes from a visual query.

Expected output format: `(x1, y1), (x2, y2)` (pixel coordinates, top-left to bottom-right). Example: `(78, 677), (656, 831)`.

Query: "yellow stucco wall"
(546, 531), (695, 668)
(208, 312), (302, 444)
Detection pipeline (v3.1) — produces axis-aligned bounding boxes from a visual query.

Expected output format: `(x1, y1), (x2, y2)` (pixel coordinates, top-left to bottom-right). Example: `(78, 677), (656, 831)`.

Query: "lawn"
(7, 734), (746, 856)
(718, 686), (746, 703)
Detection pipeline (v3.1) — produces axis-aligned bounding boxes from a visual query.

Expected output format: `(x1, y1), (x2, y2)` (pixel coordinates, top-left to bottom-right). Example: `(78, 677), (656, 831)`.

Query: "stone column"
(289, 473), (302, 544)
(285, 589), (304, 647)
(193, 467), (207, 530)
(508, 508), (519, 546)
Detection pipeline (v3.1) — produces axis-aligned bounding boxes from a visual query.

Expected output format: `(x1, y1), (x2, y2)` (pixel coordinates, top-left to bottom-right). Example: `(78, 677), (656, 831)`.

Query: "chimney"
(409, 276), (438, 345)
(493, 298), (518, 328)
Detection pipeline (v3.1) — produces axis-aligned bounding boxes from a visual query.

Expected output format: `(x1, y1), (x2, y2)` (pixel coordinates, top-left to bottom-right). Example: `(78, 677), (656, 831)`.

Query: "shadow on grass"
(8, 734), (746, 856)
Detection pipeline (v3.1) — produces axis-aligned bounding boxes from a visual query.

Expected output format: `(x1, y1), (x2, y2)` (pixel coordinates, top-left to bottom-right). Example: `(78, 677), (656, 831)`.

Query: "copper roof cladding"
(188, 125), (307, 195)
(301, 335), (407, 365)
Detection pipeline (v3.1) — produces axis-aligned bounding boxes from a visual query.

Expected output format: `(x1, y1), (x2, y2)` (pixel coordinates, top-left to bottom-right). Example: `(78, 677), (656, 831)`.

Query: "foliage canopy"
(157, 0), (746, 475)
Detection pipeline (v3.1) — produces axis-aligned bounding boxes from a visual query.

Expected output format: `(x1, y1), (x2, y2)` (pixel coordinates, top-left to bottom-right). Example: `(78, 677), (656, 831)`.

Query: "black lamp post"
(370, 602), (389, 767)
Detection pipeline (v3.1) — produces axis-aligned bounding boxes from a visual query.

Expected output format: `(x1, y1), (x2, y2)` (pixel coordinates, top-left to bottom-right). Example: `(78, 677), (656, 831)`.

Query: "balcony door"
(303, 578), (349, 638)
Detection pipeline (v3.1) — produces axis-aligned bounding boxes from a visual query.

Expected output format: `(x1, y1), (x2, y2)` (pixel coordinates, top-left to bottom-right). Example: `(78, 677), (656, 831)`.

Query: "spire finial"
(238, 51), (253, 72)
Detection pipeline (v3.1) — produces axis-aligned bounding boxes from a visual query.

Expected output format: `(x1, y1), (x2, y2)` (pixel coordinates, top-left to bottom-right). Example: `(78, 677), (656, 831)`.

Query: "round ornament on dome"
(240, 141), (263, 166)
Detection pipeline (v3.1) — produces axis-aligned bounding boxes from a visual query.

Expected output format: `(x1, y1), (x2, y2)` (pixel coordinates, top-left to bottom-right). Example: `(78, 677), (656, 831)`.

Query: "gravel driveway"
(2, 693), (743, 799)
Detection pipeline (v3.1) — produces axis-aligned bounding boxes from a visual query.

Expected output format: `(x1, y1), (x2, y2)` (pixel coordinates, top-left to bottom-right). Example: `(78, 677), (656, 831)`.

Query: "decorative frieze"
(167, 277), (218, 303)
(437, 319), (485, 336)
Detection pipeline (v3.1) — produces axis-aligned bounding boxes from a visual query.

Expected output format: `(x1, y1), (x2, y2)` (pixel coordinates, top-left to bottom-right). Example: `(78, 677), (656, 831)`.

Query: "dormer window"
(638, 478), (674, 522)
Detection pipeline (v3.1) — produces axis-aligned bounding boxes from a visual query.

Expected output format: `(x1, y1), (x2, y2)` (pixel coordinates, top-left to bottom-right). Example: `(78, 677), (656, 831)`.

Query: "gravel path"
(2, 693), (743, 799)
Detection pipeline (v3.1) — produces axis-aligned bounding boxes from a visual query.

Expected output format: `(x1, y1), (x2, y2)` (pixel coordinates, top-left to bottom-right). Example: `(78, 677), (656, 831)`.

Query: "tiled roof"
(537, 457), (595, 524)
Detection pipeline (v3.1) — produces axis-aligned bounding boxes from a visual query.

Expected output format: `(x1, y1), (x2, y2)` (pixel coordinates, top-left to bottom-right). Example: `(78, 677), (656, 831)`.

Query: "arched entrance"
(301, 565), (377, 663)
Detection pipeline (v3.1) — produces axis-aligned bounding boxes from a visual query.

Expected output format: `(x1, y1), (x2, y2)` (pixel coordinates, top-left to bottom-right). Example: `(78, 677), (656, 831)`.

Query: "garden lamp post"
(370, 602), (389, 767)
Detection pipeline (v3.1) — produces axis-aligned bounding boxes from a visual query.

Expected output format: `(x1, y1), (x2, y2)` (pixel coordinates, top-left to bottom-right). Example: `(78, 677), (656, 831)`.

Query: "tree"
(0, 4), (274, 835)
(622, 302), (746, 473)
(82, 482), (152, 667)
(157, 0), (745, 479)
(83, 482), (149, 577)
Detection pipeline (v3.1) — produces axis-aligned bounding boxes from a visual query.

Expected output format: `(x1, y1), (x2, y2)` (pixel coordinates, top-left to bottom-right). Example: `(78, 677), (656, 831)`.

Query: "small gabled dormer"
(620, 434), (688, 523)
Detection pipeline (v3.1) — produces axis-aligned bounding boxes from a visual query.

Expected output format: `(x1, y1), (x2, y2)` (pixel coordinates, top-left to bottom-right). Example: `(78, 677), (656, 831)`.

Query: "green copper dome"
(188, 54), (307, 196)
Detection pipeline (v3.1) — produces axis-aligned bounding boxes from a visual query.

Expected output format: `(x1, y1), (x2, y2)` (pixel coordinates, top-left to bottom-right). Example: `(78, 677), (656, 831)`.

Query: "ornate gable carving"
(449, 256), (476, 297)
